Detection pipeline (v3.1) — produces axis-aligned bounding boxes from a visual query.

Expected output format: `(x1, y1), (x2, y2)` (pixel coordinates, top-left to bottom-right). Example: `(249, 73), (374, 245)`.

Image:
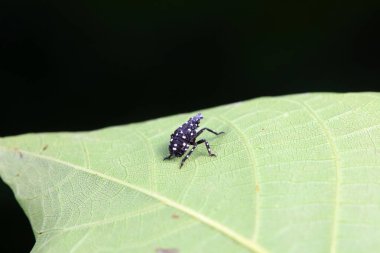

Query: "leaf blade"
(1, 93), (380, 253)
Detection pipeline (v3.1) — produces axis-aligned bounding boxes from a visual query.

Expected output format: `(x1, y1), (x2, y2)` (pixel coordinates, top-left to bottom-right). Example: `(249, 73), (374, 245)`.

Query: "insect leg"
(196, 139), (216, 157)
(196, 128), (224, 137)
(180, 144), (197, 168)
(163, 154), (173, 160)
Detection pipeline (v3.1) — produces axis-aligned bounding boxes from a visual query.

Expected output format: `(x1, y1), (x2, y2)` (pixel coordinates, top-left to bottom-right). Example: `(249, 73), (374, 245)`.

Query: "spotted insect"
(163, 113), (224, 168)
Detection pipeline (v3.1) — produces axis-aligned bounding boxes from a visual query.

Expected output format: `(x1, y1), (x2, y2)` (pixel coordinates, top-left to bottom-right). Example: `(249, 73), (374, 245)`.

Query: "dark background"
(1, 0), (379, 252)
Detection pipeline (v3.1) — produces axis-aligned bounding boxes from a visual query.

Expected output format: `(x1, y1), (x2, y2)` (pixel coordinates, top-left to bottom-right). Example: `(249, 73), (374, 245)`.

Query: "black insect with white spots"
(164, 113), (224, 168)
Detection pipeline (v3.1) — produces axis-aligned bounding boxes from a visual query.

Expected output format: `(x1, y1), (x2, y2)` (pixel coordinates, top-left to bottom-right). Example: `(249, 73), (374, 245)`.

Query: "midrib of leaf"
(284, 98), (341, 253)
(9, 148), (269, 253)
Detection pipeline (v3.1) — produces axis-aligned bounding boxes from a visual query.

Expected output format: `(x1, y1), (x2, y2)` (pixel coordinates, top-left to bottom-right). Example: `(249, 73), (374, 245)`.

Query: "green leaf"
(1, 93), (380, 253)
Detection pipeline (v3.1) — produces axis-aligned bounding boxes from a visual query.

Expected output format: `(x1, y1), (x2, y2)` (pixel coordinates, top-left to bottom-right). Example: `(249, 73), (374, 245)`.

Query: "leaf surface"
(1, 93), (380, 253)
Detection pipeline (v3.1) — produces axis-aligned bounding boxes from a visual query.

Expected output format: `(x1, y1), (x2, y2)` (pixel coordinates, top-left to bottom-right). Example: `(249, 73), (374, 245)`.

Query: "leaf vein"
(218, 116), (261, 242)
(9, 148), (269, 253)
(284, 98), (341, 253)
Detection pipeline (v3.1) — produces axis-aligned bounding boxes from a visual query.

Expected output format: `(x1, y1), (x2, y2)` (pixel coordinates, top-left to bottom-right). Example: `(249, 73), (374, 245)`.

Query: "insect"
(163, 113), (224, 168)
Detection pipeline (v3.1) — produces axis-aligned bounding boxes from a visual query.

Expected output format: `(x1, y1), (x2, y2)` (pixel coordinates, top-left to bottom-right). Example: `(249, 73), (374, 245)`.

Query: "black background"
(1, 0), (379, 252)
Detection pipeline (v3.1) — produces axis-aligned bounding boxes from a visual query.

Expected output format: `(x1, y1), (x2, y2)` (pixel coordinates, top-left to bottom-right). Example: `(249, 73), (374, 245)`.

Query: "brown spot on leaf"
(255, 184), (260, 193)
(42, 145), (48, 151)
(171, 214), (179, 219)
(155, 248), (179, 253)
